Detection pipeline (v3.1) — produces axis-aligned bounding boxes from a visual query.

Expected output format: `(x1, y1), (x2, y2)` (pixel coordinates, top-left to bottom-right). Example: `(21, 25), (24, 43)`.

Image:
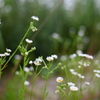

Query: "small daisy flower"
(70, 86), (79, 91)
(51, 54), (58, 59)
(46, 56), (54, 61)
(93, 70), (100, 73)
(6, 48), (12, 52)
(29, 60), (33, 64)
(25, 39), (33, 44)
(60, 55), (67, 61)
(33, 61), (41, 66)
(71, 71), (77, 75)
(31, 16), (39, 21)
(67, 82), (75, 86)
(4, 52), (10, 56)
(79, 54), (93, 59)
(69, 69), (74, 72)
(35, 58), (42, 62)
(24, 67), (30, 72)
(15, 71), (19, 75)
(52, 33), (60, 40)
(24, 81), (30, 86)
(77, 74), (85, 79)
(69, 54), (77, 59)
(29, 66), (34, 71)
(95, 73), (100, 78)
(56, 77), (63, 83)
(85, 82), (90, 85)
(0, 54), (5, 57)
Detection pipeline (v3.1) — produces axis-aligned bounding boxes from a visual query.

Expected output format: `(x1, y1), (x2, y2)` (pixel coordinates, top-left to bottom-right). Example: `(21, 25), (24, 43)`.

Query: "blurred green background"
(0, 0), (100, 57)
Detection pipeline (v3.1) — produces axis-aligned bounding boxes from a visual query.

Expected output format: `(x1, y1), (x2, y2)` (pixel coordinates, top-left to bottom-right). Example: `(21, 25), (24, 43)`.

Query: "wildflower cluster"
(1, 14), (100, 100)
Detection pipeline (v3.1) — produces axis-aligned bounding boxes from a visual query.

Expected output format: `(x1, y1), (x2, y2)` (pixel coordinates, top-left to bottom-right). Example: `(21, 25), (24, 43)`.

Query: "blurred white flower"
(25, 39), (33, 43)
(79, 54), (93, 59)
(24, 81), (30, 86)
(56, 77), (63, 83)
(24, 67), (30, 72)
(29, 66), (34, 71)
(51, 54), (58, 59)
(33, 61), (41, 66)
(76, 50), (83, 55)
(15, 71), (19, 75)
(95, 73), (100, 78)
(67, 82), (75, 86)
(70, 86), (78, 91)
(93, 70), (100, 73)
(0, 54), (5, 57)
(69, 69), (74, 72)
(46, 56), (54, 61)
(29, 60), (33, 64)
(52, 33), (60, 39)
(4, 52), (10, 56)
(35, 58), (42, 62)
(69, 54), (77, 59)
(71, 71), (77, 75)
(6, 48), (12, 52)
(77, 74), (85, 79)
(25, 52), (28, 55)
(85, 82), (90, 85)
(31, 16), (39, 21)
(60, 55), (67, 61)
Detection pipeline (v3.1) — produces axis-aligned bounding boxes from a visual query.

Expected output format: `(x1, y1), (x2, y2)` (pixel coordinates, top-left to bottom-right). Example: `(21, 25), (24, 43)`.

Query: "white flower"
(56, 77), (63, 83)
(33, 57), (42, 66)
(67, 82), (75, 86)
(69, 69), (74, 72)
(29, 60), (33, 64)
(69, 69), (77, 75)
(71, 71), (77, 75)
(76, 50), (83, 55)
(15, 71), (19, 75)
(31, 16), (39, 21)
(78, 65), (81, 68)
(77, 74), (85, 79)
(46, 56), (54, 61)
(6, 48), (12, 52)
(69, 54), (77, 59)
(51, 54), (58, 59)
(95, 73), (100, 78)
(25, 52), (28, 55)
(24, 67), (30, 72)
(79, 54), (93, 59)
(0, 54), (5, 57)
(24, 81), (30, 86)
(25, 39), (33, 43)
(33, 61), (41, 66)
(70, 86), (78, 91)
(29, 66), (34, 71)
(35, 58), (42, 62)
(93, 70), (100, 73)
(4, 52), (10, 56)
(85, 82), (90, 85)
(60, 55), (67, 61)
(14, 54), (21, 60)
(52, 33), (60, 39)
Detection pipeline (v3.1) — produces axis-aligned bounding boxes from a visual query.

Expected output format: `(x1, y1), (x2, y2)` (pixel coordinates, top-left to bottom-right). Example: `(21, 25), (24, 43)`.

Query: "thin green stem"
(1, 25), (31, 71)
(59, 87), (68, 99)
(30, 73), (37, 100)
(43, 75), (49, 100)
(36, 67), (44, 77)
